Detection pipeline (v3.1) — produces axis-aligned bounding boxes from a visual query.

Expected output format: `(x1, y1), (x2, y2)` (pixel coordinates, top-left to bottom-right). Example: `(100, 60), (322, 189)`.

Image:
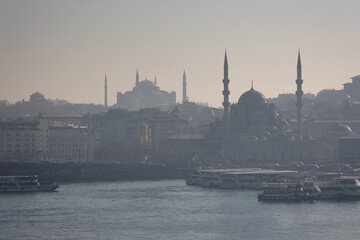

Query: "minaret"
(136, 69), (139, 85)
(104, 74), (108, 107)
(296, 50), (303, 135)
(154, 75), (157, 85)
(182, 70), (187, 103)
(222, 51), (230, 140)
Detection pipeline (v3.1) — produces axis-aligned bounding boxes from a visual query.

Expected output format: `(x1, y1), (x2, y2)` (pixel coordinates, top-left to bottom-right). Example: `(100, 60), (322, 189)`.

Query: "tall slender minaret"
(136, 69), (139, 85)
(296, 50), (303, 135)
(222, 51), (230, 140)
(182, 70), (187, 103)
(154, 75), (157, 85)
(104, 74), (108, 107)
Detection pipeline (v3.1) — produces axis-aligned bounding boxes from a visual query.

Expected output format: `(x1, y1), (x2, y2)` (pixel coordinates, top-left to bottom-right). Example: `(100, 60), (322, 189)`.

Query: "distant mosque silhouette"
(117, 70), (176, 111)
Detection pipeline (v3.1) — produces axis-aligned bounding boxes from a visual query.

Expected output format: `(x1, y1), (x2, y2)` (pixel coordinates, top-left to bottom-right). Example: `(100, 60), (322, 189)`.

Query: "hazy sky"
(1, 0), (360, 107)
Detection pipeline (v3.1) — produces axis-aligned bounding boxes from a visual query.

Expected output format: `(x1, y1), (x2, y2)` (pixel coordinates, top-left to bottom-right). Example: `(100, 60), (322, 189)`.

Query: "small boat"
(0, 175), (59, 193)
(258, 179), (321, 201)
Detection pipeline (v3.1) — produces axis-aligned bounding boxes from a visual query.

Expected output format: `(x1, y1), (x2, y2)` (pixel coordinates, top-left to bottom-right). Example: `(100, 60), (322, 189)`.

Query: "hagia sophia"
(116, 70), (176, 111)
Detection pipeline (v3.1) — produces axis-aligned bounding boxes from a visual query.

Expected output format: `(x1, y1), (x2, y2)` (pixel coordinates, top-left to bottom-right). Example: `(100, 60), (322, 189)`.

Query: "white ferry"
(258, 179), (321, 201)
(317, 177), (360, 200)
(186, 168), (299, 189)
(0, 175), (59, 192)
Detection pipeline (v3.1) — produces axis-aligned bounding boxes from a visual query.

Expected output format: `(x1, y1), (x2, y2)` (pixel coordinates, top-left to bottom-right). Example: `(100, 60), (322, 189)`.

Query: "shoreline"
(0, 162), (189, 184)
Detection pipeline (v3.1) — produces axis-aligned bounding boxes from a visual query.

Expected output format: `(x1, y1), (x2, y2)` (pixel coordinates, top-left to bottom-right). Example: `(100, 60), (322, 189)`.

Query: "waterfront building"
(47, 126), (95, 162)
(138, 108), (188, 159)
(339, 134), (360, 165)
(317, 123), (353, 163)
(0, 119), (49, 161)
(176, 101), (222, 130)
(83, 107), (187, 162)
(117, 70), (176, 111)
(83, 109), (152, 150)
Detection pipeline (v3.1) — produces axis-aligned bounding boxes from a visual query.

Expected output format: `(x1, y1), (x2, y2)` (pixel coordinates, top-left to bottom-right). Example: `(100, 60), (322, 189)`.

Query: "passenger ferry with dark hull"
(258, 177), (360, 201)
(0, 175), (59, 192)
(258, 179), (321, 201)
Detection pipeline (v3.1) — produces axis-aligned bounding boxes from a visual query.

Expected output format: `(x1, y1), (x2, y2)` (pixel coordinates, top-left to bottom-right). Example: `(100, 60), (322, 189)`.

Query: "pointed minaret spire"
(104, 74), (108, 107)
(136, 69), (139, 85)
(154, 75), (157, 85)
(222, 50), (230, 150)
(296, 49), (304, 135)
(297, 49), (302, 80)
(182, 70), (187, 103)
(251, 80), (254, 89)
(224, 50), (228, 80)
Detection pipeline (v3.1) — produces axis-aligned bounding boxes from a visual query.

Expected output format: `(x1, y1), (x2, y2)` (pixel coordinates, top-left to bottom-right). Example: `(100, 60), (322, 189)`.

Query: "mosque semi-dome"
(238, 87), (267, 105)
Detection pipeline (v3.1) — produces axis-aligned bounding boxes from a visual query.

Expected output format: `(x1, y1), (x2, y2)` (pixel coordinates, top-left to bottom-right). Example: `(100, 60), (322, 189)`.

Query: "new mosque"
(205, 51), (352, 164)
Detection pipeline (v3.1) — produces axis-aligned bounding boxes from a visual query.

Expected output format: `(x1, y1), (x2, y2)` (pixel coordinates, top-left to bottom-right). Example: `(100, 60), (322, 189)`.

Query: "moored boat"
(0, 175), (59, 192)
(317, 177), (360, 200)
(258, 179), (321, 201)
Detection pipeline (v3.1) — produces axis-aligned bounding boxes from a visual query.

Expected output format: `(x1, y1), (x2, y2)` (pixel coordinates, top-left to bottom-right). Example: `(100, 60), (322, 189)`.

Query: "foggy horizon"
(3, 2), (360, 239)
(1, 0), (360, 107)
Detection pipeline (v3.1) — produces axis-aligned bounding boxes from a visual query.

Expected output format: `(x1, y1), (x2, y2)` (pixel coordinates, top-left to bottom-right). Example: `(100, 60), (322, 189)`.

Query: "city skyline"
(1, 0), (360, 107)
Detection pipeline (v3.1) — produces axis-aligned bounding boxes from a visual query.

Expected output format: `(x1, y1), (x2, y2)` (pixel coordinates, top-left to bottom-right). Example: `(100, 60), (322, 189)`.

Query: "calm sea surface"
(1, 180), (360, 240)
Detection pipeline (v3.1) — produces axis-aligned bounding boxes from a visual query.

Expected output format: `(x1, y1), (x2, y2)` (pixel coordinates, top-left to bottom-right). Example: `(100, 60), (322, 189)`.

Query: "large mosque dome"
(134, 79), (160, 91)
(29, 91), (45, 103)
(238, 87), (267, 105)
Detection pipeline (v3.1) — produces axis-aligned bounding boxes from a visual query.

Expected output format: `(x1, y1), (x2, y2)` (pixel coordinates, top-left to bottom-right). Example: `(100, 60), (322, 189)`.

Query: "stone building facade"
(0, 119), (48, 161)
(47, 126), (95, 162)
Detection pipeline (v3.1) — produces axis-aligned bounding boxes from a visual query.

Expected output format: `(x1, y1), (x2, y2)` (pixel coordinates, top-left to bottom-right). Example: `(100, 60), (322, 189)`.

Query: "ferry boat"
(185, 170), (202, 186)
(317, 177), (360, 200)
(258, 179), (321, 201)
(0, 175), (59, 192)
(186, 168), (299, 189)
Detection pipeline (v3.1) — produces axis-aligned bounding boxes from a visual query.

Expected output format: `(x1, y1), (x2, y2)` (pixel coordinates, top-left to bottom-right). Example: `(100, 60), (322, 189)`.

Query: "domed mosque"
(215, 50), (317, 164)
(29, 91), (46, 103)
(117, 70), (176, 111)
(229, 83), (279, 138)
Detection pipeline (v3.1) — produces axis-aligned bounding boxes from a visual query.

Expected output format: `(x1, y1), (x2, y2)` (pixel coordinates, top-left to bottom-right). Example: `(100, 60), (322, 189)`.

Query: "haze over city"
(1, 0), (360, 107)
(4, 2), (360, 240)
